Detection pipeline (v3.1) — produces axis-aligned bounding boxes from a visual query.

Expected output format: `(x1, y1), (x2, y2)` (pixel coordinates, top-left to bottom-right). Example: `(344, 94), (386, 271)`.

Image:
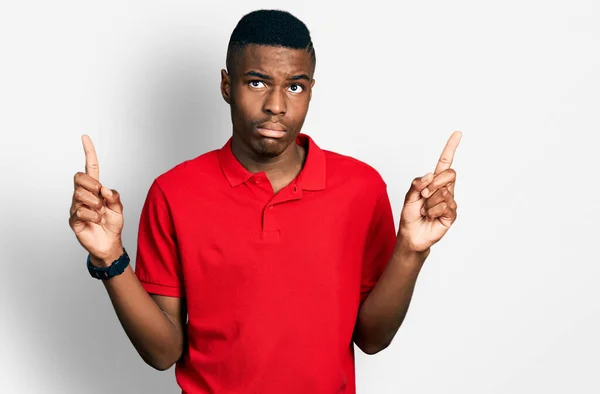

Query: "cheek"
(232, 90), (261, 119)
(289, 99), (310, 123)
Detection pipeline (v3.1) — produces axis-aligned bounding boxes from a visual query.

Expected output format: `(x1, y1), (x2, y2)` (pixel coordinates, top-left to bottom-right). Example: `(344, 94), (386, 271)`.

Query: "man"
(68, 9), (461, 394)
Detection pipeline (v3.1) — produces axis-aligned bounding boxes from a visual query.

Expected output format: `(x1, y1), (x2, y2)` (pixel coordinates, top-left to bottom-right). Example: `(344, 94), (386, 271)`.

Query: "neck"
(230, 134), (307, 183)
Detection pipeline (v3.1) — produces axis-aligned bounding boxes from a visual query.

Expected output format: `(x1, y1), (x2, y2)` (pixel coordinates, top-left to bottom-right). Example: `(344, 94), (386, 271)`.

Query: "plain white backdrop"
(1, 0), (599, 393)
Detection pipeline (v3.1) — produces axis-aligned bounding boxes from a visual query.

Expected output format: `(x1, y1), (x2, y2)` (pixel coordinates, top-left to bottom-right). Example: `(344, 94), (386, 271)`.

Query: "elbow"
(145, 353), (179, 371)
(151, 360), (175, 371)
(359, 341), (390, 355)
(355, 335), (391, 355)
(139, 346), (182, 371)
(156, 346), (184, 371)
(147, 331), (185, 371)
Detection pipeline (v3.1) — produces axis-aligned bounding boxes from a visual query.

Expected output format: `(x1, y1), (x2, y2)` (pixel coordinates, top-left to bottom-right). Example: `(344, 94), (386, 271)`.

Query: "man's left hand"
(396, 131), (462, 253)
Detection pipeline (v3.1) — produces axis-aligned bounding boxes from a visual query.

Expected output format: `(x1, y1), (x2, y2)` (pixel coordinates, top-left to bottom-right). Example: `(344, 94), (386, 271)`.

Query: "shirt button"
(254, 178), (261, 184)
(269, 205), (274, 210)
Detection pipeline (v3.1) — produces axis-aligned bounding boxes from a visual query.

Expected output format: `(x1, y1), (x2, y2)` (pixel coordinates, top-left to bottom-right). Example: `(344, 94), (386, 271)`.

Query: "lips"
(257, 122), (286, 131)
(256, 122), (287, 139)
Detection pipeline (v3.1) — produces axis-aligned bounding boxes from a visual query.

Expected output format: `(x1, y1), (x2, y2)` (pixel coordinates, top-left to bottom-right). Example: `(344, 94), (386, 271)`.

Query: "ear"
(220, 69), (231, 104)
(309, 79), (315, 101)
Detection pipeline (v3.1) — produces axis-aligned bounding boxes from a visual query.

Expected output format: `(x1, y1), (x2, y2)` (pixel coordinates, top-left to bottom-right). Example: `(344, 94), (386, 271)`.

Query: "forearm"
(97, 254), (183, 370)
(353, 246), (429, 354)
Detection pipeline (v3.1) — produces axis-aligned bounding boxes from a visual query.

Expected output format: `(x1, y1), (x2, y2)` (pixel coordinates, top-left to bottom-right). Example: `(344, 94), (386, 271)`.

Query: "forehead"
(236, 44), (313, 77)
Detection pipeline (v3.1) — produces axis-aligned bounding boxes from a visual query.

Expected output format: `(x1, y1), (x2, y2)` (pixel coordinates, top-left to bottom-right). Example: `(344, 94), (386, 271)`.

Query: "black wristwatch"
(87, 248), (130, 280)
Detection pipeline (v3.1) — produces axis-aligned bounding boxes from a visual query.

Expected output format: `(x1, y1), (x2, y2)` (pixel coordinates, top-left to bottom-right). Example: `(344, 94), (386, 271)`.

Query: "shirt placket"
(249, 174), (303, 242)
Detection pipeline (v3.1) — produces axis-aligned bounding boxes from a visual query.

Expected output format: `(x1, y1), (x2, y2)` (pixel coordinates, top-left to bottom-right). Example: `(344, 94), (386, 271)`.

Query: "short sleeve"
(360, 187), (397, 304)
(134, 179), (184, 298)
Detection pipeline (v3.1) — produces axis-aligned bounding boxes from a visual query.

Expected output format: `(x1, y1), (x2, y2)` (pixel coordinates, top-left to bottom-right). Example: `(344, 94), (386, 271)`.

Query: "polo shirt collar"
(218, 133), (326, 191)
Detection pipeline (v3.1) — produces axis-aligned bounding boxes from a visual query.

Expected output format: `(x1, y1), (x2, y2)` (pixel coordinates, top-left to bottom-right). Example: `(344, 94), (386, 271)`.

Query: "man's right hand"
(69, 135), (124, 268)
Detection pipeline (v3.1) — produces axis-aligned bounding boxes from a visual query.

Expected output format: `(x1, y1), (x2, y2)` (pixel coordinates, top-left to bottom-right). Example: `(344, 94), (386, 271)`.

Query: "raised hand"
(68, 135), (124, 267)
(397, 131), (462, 253)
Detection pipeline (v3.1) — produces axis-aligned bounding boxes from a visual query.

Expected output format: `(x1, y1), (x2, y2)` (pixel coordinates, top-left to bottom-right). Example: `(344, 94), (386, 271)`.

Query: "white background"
(1, 0), (599, 393)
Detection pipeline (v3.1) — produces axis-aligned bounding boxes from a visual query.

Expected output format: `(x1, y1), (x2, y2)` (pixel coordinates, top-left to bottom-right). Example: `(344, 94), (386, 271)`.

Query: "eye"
(288, 83), (304, 93)
(249, 80), (265, 89)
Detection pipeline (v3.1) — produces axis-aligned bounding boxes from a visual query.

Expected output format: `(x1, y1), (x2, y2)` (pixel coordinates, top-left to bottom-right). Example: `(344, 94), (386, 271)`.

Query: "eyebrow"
(244, 71), (311, 82)
(245, 71), (272, 80)
(289, 74), (311, 82)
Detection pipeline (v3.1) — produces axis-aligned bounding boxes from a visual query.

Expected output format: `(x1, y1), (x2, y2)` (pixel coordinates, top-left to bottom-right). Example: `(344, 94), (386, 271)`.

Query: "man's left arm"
(353, 245), (429, 355)
(354, 131), (462, 354)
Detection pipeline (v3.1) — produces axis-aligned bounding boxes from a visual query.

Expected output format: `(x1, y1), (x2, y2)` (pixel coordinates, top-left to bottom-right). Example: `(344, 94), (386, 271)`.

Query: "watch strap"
(87, 248), (130, 280)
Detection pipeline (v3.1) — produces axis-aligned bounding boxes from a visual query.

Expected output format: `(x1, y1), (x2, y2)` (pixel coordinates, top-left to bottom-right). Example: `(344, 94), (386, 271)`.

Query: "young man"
(69, 9), (461, 394)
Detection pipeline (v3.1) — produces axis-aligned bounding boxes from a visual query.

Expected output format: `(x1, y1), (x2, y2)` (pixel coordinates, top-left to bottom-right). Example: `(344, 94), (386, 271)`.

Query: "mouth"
(256, 123), (287, 139)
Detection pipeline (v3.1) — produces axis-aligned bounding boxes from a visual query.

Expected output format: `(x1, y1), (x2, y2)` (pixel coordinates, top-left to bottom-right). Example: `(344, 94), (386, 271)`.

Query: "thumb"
(101, 186), (123, 215)
(405, 172), (432, 203)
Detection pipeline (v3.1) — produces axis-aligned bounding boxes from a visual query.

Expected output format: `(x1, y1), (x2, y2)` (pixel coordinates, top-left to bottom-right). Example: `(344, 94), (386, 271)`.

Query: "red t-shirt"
(134, 133), (397, 393)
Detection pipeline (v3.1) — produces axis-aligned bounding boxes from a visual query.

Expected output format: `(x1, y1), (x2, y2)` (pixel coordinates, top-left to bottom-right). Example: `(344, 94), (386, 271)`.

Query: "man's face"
(221, 44), (315, 158)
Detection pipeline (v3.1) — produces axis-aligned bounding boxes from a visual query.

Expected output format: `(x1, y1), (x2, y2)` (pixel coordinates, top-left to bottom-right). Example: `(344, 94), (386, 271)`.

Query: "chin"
(251, 138), (285, 158)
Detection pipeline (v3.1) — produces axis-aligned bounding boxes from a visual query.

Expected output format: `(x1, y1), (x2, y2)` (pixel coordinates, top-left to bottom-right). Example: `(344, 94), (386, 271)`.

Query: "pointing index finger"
(82, 134), (100, 180)
(434, 131), (462, 175)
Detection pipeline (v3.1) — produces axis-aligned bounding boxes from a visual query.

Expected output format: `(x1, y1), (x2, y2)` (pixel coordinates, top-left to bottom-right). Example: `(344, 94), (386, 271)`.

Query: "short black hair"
(226, 9), (316, 75)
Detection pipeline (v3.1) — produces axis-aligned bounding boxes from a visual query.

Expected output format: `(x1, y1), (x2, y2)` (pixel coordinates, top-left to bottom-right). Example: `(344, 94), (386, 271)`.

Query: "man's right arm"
(71, 135), (185, 371)
(96, 251), (186, 371)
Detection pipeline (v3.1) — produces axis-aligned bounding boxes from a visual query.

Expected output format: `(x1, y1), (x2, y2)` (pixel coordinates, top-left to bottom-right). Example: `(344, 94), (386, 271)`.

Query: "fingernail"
(422, 172), (431, 181)
(422, 188), (429, 197)
(421, 207), (426, 216)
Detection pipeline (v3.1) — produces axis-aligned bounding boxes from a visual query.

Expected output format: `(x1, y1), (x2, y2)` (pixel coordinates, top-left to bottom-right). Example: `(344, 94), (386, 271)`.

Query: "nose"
(263, 88), (286, 116)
